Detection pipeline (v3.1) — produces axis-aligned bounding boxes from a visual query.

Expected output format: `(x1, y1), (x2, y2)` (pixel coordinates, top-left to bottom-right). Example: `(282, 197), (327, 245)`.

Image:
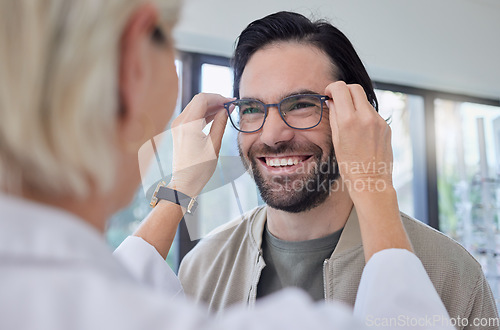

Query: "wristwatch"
(150, 181), (198, 214)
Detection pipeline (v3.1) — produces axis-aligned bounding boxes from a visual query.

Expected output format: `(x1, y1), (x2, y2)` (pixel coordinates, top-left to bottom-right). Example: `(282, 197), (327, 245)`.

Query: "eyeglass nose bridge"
(260, 101), (293, 129)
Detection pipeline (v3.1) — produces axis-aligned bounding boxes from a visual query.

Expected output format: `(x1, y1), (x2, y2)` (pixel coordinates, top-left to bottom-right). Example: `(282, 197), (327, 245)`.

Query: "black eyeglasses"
(224, 94), (330, 133)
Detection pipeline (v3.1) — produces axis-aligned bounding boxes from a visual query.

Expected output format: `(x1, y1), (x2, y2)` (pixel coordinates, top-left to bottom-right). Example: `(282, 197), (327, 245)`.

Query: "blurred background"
(106, 0), (500, 307)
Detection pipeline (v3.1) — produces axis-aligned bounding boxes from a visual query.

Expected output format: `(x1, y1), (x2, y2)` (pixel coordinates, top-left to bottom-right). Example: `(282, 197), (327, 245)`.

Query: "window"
(376, 90), (424, 218)
(435, 99), (500, 304)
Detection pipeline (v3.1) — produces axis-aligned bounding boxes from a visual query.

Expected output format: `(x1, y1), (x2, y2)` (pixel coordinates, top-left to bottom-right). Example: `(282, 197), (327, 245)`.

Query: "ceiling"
(173, 0), (500, 101)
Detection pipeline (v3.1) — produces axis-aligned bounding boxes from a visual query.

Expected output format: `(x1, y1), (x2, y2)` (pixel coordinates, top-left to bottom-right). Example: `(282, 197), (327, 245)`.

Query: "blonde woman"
(0, 1), (451, 329)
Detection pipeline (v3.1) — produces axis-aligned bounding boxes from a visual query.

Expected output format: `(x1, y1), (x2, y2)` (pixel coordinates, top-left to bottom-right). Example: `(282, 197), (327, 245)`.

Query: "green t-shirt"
(257, 224), (343, 301)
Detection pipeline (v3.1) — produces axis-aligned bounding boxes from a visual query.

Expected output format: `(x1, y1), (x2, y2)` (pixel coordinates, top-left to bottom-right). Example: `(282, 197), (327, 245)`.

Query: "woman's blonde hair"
(0, 0), (179, 198)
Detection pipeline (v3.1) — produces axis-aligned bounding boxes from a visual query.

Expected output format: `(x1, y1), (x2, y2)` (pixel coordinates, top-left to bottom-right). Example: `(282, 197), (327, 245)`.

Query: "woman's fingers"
(175, 93), (233, 124)
(169, 93), (233, 197)
(209, 110), (229, 155)
(324, 81), (356, 155)
(324, 81), (363, 149)
(324, 81), (394, 191)
(326, 81), (356, 122)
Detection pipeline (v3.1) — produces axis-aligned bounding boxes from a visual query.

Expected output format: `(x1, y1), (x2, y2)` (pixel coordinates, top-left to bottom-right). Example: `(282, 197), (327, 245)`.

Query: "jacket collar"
(250, 206), (267, 250)
(330, 207), (362, 257)
(250, 205), (362, 258)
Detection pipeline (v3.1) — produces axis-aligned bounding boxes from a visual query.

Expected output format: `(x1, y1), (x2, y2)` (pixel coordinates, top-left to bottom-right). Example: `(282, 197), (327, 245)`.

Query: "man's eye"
(241, 107), (262, 115)
(289, 102), (315, 111)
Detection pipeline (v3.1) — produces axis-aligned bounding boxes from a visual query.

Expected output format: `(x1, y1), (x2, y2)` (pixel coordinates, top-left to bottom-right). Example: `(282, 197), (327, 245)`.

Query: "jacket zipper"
(249, 253), (264, 307)
(323, 258), (329, 302)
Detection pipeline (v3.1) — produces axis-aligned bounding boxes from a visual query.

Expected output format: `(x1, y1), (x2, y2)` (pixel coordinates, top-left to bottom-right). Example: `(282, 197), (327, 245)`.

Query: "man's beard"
(239, 140), (340, 213)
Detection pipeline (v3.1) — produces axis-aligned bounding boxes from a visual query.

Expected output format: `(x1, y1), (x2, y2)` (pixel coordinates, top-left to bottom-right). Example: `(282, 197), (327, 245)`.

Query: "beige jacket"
(179, 206), (499, 329)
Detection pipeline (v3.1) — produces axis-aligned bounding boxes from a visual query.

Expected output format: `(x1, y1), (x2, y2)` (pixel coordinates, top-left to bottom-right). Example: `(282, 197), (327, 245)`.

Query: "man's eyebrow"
(240, 89), (321, 102)
(282, 90), (321, 98)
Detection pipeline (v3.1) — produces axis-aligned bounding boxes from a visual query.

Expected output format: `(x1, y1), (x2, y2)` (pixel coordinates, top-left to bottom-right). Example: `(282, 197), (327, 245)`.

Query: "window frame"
(176, 52), (232, 260)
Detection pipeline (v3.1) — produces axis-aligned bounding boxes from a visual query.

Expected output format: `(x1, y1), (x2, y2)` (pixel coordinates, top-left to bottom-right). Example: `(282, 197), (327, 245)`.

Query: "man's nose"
(259, 107), (294, 146)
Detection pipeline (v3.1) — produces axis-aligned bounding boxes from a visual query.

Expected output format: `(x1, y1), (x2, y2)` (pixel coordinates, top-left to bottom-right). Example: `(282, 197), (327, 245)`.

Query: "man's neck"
(266, 180), (353, 241)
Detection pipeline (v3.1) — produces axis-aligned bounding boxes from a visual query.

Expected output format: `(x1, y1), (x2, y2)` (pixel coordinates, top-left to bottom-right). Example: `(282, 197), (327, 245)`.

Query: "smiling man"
(178, 11), (498, 328)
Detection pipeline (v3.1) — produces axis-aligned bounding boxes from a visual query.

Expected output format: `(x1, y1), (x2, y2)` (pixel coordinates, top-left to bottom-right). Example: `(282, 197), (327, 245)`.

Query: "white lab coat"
(0, 193), (452, 329)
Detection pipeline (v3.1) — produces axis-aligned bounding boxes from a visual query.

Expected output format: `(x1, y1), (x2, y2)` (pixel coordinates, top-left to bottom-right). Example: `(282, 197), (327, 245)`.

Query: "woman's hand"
(325, 81), (412, 261)
(325, 81), (393, 194)
(133, 93), (232, 259)
(168, 93), (233, 198)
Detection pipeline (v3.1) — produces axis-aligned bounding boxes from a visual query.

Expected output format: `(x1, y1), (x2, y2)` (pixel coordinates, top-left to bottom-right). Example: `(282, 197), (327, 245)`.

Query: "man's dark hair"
(232, 11), (378, 111)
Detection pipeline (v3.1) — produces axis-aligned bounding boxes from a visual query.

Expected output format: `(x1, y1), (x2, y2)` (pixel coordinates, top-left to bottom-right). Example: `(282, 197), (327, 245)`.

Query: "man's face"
(237, 42), (339, 213)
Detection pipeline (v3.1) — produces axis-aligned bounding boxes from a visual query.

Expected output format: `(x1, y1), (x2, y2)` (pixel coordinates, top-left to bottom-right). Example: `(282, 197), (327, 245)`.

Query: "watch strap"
(153, 185), (197, 214)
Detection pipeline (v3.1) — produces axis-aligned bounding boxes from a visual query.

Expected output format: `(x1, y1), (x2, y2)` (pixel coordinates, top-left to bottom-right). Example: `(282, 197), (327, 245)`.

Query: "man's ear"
(118, 3), (159, 123)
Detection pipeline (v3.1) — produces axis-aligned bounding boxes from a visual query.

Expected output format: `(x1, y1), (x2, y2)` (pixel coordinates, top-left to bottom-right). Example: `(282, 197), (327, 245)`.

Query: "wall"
(174, 0), (500, 100)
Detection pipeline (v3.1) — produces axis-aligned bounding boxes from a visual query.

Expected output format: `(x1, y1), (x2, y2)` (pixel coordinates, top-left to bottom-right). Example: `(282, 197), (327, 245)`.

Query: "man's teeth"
(266, 158), (301, 167)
